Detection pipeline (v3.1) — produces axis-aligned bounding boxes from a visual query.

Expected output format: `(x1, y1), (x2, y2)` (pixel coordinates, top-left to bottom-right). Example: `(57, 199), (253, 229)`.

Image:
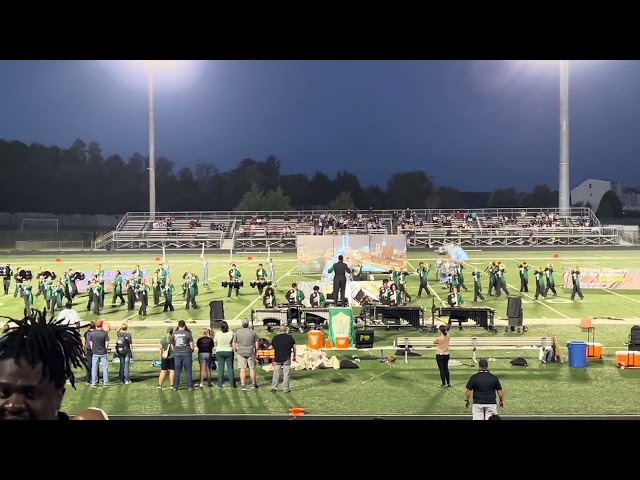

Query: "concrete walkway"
(104, 316), (640, 329)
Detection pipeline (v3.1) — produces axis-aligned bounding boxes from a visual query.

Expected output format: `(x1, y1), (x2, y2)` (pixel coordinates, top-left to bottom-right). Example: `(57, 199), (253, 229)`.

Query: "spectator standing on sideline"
(270, 325), (296, 393)
(158, 327), (175, 388)
(171, 320), (195, 391)
(464, 358), (504, 420)
(115, 322), (133, 384)
(83, 321), (96, 385)
(214, 321), (236, 389)
(433, 324), (451, 387)
(233, 319), (260, 390)
(90, 320), (110, 387)
(196, 328), (214, 388)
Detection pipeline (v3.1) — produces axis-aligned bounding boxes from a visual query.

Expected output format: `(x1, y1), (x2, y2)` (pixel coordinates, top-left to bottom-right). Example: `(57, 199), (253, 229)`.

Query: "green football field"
(1, 248), (640, 416)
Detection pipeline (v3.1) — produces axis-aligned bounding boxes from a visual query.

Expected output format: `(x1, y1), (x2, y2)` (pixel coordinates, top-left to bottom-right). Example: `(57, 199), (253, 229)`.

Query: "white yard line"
(234, 264), (297, 320)
(506, 282), (571, 319)
(603, 289), (640, 304)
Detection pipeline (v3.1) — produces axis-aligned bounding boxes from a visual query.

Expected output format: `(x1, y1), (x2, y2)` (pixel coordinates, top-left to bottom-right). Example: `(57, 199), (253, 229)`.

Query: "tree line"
(2, 138), (566, 215)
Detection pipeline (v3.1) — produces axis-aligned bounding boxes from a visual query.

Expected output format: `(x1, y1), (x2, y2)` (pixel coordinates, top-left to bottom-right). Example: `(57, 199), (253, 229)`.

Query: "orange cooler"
(615, 351), (640, 368)
(335, 336), (350, 349)
(586, 342), (603, 359)
(307, 330), (323, 350)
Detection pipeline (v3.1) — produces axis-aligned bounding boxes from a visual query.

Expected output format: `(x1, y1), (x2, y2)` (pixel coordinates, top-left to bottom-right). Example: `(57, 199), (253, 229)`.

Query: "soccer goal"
(21, 218), (59, 232)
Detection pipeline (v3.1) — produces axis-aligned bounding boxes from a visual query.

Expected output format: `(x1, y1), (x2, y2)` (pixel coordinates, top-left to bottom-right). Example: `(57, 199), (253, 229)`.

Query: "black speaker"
(355, 329), (374, 349)
(209, 300), (224, 322)
(507, 296), (523, 318)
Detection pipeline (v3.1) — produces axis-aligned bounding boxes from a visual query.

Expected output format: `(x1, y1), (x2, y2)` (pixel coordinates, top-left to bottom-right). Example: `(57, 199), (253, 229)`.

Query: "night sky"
(1, 60), (639, 192)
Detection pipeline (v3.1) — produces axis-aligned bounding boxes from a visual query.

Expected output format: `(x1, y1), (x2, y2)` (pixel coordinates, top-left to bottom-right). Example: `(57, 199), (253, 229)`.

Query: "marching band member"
(67, 268), (79, 298)
(416, 261), (431, 298)
(534, 266), (547, 300)
(447, 287), (464, 307)
(131, 264), (143, 283)
(456, 261), (469, 292)
(448, 270), (459, 294)
(35, 267), (46, 298)
(285, 282), (305, 326)
(518, 261), (530, 292)
(112, 270), (125, 306)
(94, 264), (106, 307)
(126, 277), (137, 311)
(570, 266), (584, 300)
(22, 280), (34, 316)
(185, 271), (199, 309)
(398, 267), (411, 303)
(163, 277), (175, 312)
(90, 278), (103, 315)
(309, 285), (327, 307)
(495, 263), (509, 297)
(379, 279), (391, 305)
(227, 263), (242, 298)
(13, 266), (24, 298)
(86, 276), (96, 312)
(389, 283), (401, 306)
(1, 263), (11, 295)
(263, 286), (276, 308)
(255, 263), (269, 295)
(152, 269), (162, 306)
(44, 275), (56, 314)
(545, 263), (557, 296)
(52, 278), (64, 313)
(136, 278), (150, 316)
(486, 262), (497, 296)
(63, 270), (74, 307)
(472, 268), (485, 303)
(158, 263), (169, 288)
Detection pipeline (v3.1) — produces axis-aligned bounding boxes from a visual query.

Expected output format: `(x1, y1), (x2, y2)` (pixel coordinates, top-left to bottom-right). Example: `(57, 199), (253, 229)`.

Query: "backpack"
(510, 357), (528, 366)
(115, 334), (130, 355)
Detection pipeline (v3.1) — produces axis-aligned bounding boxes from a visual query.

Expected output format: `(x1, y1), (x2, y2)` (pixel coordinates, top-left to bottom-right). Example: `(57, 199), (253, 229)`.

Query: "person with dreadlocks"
(0, 308), (88, 420)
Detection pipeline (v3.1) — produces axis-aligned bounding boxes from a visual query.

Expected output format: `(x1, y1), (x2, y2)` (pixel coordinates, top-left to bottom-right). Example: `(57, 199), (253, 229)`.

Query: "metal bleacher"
(92, 207), (620, 251)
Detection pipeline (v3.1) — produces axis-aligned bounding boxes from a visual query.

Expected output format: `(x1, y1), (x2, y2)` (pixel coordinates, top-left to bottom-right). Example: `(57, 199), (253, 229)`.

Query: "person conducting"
(327, 255), (351, 307)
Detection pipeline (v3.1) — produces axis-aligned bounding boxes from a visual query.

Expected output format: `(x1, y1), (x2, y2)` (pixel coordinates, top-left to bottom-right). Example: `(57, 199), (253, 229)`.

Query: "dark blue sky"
(1, 60), (639, 192)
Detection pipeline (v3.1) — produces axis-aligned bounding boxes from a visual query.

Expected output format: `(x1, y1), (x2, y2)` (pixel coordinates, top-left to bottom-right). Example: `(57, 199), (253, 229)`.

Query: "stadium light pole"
(147, 63), (157, 222)
(559, 60), (570, 216)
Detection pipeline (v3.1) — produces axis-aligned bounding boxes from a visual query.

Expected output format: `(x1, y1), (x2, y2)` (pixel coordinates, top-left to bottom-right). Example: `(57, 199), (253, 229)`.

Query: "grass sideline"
(1, 248), (640, 416)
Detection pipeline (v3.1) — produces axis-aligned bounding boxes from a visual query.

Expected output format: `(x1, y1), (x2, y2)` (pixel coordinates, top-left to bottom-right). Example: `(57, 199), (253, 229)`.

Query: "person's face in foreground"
(0, 358), (64, 420)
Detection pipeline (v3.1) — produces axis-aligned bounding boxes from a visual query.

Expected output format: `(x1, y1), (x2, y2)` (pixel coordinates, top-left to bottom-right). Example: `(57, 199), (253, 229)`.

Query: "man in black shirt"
(464, 358), (504, 420)
(270, 325), (296, 393)
(328, 255), (351, 307)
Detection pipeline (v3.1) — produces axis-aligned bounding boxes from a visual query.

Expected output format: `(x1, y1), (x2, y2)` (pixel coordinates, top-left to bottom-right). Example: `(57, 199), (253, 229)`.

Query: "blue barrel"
(567, 341), (588, 368)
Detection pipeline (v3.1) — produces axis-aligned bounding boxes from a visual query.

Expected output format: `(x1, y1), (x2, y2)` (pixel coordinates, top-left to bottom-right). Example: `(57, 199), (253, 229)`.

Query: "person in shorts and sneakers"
(158, 327), (175, 388)
(270, 325), (296, 393)
(464, 358), (505, 420)
(233, 319), (260, 390)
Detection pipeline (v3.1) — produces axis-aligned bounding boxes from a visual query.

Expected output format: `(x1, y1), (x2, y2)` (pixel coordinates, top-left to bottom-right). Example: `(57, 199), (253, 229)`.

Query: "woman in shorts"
(196, 327), (215, 388)
(158, 327), (175, 388)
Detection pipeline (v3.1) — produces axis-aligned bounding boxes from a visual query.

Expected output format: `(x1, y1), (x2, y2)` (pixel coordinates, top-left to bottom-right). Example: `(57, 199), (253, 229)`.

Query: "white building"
(571, 178), (640, 212)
